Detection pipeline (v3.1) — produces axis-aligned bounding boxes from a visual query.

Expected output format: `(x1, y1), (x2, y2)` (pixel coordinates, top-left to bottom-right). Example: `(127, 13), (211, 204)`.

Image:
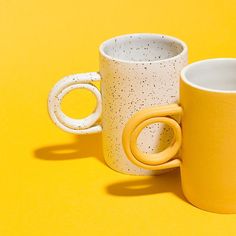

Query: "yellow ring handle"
(122, 104), (182, 170)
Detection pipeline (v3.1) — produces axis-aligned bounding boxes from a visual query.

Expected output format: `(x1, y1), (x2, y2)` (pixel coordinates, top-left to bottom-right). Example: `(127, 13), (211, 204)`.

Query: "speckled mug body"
(99, 34), (188, 175)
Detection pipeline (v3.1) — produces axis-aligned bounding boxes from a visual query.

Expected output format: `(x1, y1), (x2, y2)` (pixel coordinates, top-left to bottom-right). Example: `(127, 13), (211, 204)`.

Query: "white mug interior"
(182, 58), (236, 92)
(99, 33), (187, 63)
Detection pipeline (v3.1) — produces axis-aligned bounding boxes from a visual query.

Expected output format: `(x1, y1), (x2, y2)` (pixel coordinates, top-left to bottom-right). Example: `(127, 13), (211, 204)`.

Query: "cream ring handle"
(48, 72), (102, 134)
(122, 104), (182, 170)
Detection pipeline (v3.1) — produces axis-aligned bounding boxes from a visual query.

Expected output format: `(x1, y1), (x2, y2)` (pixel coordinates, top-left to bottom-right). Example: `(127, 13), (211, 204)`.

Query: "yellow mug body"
(123, 58), (236, 213)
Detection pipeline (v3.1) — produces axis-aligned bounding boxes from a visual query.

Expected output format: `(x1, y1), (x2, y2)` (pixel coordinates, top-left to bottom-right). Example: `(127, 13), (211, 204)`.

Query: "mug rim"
(181, 58), (236, 94)
(99, 33), (188, 64)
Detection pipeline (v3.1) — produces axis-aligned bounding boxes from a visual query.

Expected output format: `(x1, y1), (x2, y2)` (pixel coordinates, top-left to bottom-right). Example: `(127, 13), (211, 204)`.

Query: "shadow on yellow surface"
(34, 133), (104, 164)
(34, 134), (185, 202)
(106, 169), (186, 201)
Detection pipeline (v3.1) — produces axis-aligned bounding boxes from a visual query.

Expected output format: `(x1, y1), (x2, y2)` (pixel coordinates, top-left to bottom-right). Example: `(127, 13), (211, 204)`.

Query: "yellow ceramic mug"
(123, 58), (236, 213)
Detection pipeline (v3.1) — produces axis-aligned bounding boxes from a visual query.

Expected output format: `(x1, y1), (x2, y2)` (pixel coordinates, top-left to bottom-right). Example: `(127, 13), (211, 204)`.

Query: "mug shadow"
(106, 169), (185, 202)
(34, 131), (185, 203)
(34, 133), (104, 164)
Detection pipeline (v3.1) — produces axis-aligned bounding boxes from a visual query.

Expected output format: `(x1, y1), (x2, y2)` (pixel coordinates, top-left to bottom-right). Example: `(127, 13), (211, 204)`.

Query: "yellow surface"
(1, 0), (236, 235)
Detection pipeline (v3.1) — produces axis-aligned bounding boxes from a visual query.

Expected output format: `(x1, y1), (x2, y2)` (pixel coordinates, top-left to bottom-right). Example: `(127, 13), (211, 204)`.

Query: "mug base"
(182, 188), (236, 214)
(105, 161), (175, 176)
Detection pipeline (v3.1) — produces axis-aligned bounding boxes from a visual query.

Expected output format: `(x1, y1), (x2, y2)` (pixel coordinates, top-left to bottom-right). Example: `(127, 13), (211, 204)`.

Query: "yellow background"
(1, 0), (236, 235)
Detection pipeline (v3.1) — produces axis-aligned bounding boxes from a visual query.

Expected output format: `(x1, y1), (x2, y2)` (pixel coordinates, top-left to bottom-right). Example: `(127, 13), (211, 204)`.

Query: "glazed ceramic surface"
(123, 58), (236, 212)
(48, 33), (188, 175)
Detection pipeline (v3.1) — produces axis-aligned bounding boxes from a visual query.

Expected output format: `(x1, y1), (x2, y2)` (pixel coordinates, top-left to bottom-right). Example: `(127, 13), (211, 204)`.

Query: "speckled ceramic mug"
(48, 33), (188, 175)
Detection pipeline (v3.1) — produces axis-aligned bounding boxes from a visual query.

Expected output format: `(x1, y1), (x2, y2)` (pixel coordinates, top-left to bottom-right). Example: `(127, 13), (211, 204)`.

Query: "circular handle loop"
(122, 104), (182, 170)
(48, 72), (102, 134)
